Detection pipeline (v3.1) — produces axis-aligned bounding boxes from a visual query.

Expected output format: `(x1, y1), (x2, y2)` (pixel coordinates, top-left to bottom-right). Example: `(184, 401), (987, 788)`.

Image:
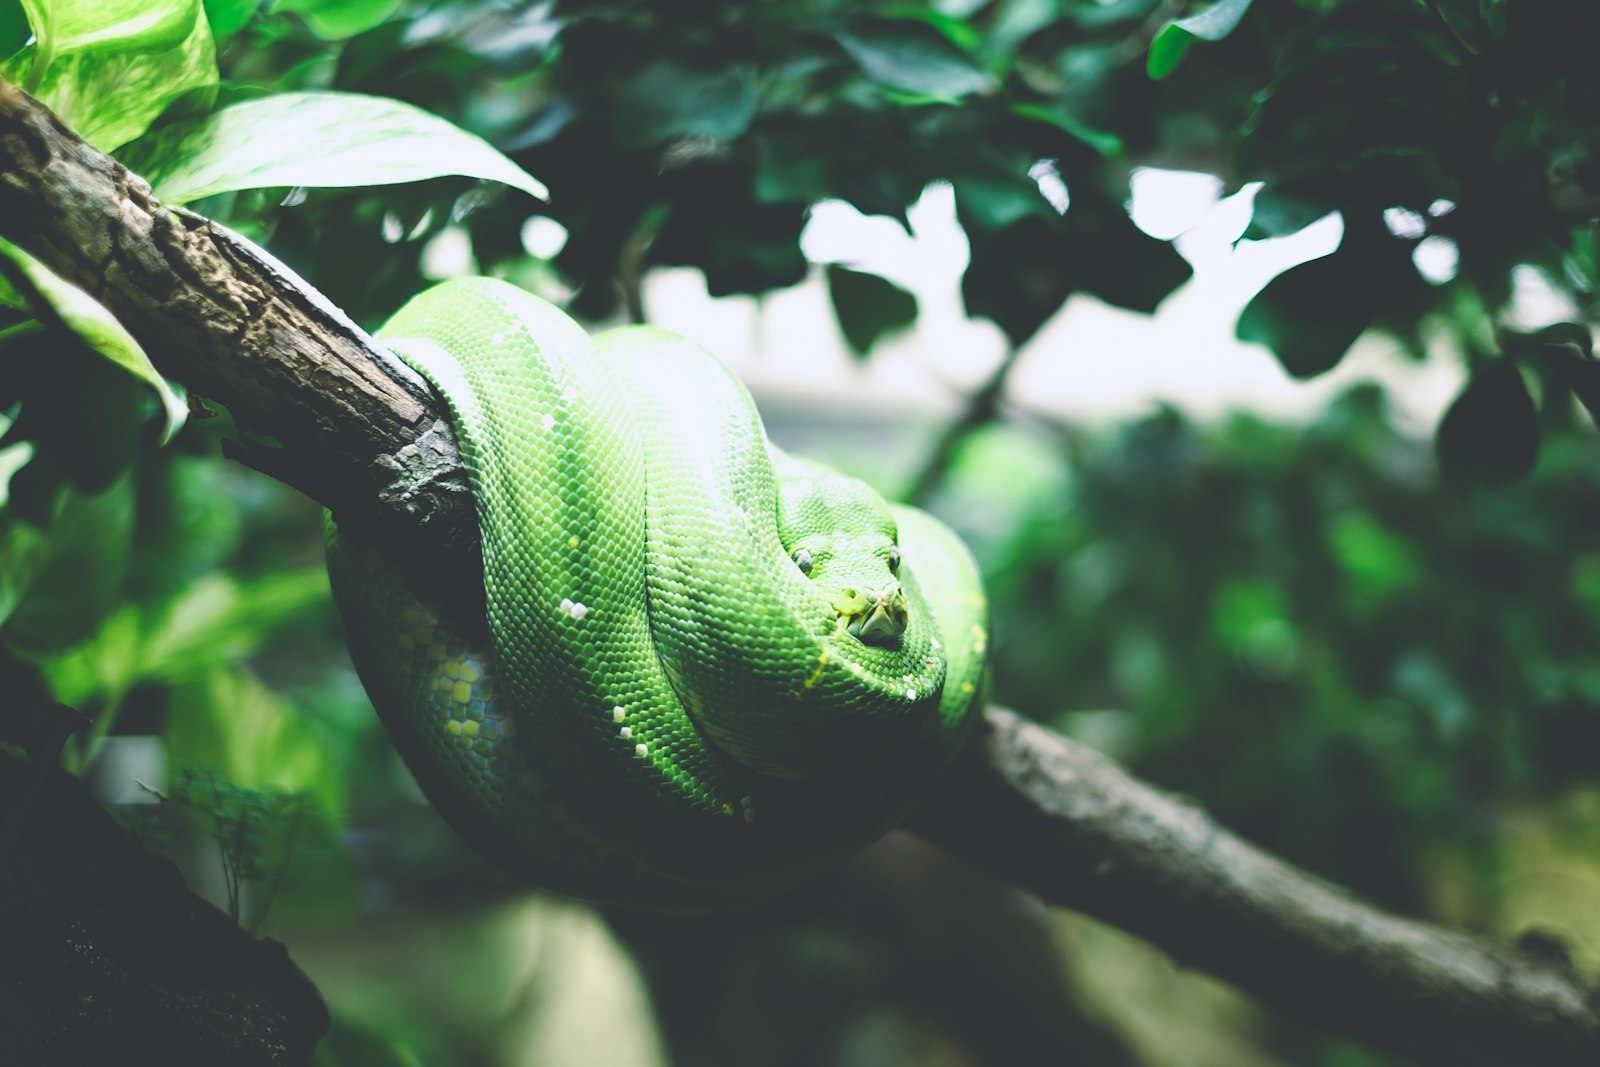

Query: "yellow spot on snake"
(803, 645), (831, 689)
(452, 681), (472, 704)
(568, 535), (580, 549)
(446, 720), (462, 736)
(462, 719), (480, 737)
(722, 803), (734, 816)
(960, 681), (975, 695)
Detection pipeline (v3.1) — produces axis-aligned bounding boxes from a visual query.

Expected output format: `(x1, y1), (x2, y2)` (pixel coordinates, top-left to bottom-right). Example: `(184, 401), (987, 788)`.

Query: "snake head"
(831, 582), (909, 647)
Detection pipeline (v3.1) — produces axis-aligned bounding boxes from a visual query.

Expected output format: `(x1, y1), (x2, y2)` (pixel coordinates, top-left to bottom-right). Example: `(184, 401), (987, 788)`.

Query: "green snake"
(326, 278), (988, 910)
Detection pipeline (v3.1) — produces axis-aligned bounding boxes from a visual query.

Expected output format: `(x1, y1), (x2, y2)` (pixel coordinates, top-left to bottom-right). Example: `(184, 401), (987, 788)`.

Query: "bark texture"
(2, 76), (1597, 1065)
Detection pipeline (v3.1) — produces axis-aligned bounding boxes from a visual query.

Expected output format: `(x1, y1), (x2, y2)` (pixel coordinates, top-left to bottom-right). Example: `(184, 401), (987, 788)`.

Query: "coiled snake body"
(327, 278), (987, 909)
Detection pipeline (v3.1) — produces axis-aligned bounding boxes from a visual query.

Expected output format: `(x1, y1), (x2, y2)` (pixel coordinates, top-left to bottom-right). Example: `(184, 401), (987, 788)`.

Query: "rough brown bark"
(2, 76), (1597, 1065)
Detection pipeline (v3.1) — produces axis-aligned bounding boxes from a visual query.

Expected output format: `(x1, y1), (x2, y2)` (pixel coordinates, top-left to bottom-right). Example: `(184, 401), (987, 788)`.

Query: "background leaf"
(1435, 362), (1541, 486)
(835, 19), (992, 98)
(826, 265), (918, 357)
(614, 60), (757, 149)
(1148, 0), (1255, 79)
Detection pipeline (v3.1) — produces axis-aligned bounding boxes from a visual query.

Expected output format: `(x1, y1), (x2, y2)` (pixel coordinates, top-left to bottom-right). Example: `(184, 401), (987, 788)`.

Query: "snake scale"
(326, 278), (988, 910)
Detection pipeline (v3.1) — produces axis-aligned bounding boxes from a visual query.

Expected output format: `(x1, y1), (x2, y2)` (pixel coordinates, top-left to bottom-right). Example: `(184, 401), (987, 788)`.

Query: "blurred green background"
(3, 1), (1599, 1065)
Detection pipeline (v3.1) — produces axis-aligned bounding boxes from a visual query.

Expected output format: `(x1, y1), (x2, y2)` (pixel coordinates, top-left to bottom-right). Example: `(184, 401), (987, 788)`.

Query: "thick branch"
(0, 78), (476, 557)
(909, 709), (1600, 1065)
(2, 78), (1597, 1064)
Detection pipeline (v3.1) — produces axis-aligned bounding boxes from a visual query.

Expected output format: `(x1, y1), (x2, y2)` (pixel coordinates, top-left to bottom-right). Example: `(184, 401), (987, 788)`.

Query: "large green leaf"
(835, 18), (992, 99)
(0, 237), (186, 441)
(119, 91), (548, 205)
(827, 265), (917, 357)
(20, 0), (196, 66)
(4, 0), (217, 152)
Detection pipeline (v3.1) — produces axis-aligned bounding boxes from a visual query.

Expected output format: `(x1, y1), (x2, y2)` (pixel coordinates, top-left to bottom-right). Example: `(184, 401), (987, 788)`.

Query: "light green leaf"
(120, 91), (549, 205)
(139, 569), (331, 681)
(21, 0), (196, 67)
(0, 237), (186, 441)
(273, 0), (398, 41)
(1148, 0), (1254, 79)
(13, 0), (217, 151)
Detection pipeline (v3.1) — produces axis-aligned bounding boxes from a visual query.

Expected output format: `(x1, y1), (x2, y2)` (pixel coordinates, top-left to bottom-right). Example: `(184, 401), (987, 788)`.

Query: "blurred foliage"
(2, 1), (1600, 1065)
(932, 384), (1600, 913)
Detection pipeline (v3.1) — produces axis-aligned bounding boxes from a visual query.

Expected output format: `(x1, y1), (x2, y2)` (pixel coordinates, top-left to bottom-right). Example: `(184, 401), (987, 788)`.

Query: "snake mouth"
(832, 583), (908, 648)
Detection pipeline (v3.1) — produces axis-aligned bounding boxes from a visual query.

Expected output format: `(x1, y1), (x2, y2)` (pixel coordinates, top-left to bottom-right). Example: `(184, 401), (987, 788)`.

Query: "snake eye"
(791, 549), (814, 575)
(887, 546), (901, 573)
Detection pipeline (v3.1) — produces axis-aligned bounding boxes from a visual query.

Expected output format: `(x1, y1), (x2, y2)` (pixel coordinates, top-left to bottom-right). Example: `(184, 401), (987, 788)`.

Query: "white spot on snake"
(906, 688), (916, 700)
(540, 412), (556, 431)
(619, 726), (632, 740)
(612, 706), (626, 722)
(558, 598), (589, 620)
(635, 742), (649, 758)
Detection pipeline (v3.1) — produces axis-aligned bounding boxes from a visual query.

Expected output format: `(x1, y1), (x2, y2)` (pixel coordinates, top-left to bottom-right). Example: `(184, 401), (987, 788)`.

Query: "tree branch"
(2, 78), (1596, 1065)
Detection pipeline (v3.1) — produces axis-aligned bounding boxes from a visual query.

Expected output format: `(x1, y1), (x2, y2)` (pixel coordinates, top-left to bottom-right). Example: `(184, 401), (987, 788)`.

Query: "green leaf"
(7, 0), (217, 152)
(118, 91), (549, 205)
(614, 60), (757, 150)
(827, 266), (918, 357)
(1435, 362), (1540, 486)
(1148, 0), (1254, 79)
(836, 19), (992, 99)
(202, 0), (259, 38)
(272, 0), (397, 40)
(0, 237), (186, 441)
(20, 0), (196, 64)
(1010, 102), (1124, 156)
(0, 0), (30, 60)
